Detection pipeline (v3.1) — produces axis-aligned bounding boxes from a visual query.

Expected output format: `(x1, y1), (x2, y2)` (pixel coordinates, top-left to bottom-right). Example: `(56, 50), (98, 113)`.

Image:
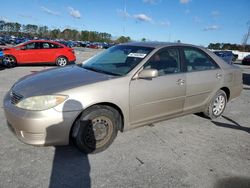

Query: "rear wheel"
(72, 105), (120, 154)
(204, 90), (227, 119)
(56, 56), (68, 67)
(4, 55), (17, 67)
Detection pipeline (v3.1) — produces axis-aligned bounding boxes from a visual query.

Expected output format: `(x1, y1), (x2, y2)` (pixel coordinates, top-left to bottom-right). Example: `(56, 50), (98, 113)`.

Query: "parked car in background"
(0, 50), (4, 65)
(213, 50), (234, 64)
(88, 42), (99, 49)
(0, 38), (6, 45)
(58, 41), (74, 48)
(242, 55), (250, 65)
(2, 40), (76, 67)
(3, 42), (242, 154)
(14, 37), (29, 45)
(232, 53), (238, 62)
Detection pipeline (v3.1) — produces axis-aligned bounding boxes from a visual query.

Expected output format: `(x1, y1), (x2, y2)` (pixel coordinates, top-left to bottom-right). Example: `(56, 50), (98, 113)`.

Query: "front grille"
(10, 91), (23, 105)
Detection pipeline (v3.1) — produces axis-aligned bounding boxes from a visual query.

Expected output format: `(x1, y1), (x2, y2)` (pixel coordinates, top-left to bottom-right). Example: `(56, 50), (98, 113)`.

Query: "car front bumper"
(3, 93), (81, 146)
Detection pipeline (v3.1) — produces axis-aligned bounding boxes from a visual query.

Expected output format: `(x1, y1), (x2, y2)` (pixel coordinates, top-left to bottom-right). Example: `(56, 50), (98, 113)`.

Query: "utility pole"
(242, 21), (250, 49)
(123, 0), (127, 36)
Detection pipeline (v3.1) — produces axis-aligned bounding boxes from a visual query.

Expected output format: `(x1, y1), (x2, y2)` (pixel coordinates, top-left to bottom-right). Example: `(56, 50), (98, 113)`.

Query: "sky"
(0, 0), (249, 46)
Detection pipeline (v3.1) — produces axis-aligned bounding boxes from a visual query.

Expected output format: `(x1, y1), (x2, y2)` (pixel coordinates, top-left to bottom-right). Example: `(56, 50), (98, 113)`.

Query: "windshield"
(14, 42), (27, 47)
(81, 45), (154, 76)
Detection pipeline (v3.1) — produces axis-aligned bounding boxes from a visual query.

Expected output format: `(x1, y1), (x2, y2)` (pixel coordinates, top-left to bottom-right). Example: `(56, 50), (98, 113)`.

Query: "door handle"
(216, 73), (222, 79)
(177, 79), (185, 85)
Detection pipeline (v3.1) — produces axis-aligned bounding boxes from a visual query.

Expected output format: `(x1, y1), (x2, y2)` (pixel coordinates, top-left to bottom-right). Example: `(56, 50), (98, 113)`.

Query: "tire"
(203, 90), (227, 119)
(72, 105), (120, 154)
(56, 56), (68, 67)
(3, 55), (17, 68)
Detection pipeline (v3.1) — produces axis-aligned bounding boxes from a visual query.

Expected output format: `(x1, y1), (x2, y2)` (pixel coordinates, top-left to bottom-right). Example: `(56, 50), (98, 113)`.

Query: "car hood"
(12, 65), (116, 97)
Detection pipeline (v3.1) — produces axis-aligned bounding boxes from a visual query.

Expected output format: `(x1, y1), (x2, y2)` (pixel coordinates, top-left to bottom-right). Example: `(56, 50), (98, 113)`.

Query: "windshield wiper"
(83, 66), (121, 76)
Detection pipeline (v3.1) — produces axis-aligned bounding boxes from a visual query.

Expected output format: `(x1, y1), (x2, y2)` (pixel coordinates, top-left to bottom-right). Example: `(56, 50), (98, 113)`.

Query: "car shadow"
(243, 73), (250, 86)
(46, 99), (94, 188)
(211, 116), (250, 134)
(214, 176), (250, 188)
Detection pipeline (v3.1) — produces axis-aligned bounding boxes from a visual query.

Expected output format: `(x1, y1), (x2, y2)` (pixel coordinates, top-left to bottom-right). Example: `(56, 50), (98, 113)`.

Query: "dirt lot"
(0, 49), (250, 188)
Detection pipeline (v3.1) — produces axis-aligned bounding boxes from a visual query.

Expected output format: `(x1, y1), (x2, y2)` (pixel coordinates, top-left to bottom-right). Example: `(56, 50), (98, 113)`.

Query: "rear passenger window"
(184, 48), (219, 72)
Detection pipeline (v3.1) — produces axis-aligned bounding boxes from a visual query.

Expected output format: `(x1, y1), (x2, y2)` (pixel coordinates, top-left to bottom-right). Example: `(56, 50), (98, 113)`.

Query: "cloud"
(211, 10), (220, 17)
(142, 0), (161, 4)
(180, 0), (191, 4)
(185, 9), (191, 14)
(19, 14), (37, 20)
(41, 6), (59, 16)
(159, 21), (170, 27)
(0, 16), (10, 22)
(117, 9), (130, 18)
(68, 7), (81, 19)
(134, 14), (152, 22)
(193, 16), (202, 23)
(203, 25), (219, 31)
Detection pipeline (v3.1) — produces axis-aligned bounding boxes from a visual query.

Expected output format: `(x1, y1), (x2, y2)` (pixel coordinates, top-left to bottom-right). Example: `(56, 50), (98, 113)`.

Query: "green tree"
(116, 36), (131, 43)
(50, 29), (60, 39)
(37, 26), (49, 38)
(24, 24), (38, 34)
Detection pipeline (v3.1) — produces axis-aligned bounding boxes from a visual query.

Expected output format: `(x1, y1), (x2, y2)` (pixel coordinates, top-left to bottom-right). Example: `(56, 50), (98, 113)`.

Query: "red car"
(2, 40), (76, 67)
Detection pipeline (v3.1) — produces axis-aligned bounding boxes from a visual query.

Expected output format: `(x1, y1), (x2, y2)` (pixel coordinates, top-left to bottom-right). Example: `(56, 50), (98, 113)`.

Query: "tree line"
(208, 43), (250, 52)
(0, 20), (131, 43)
(1, 20), (249, 49)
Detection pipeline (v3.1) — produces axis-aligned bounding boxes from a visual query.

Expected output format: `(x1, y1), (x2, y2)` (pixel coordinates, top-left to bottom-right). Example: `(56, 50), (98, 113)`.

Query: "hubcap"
(3, 56), (15, 66)
(212, 95), (226, 116)
(57, 58), (67, 66)
(84, 116), (113, 148)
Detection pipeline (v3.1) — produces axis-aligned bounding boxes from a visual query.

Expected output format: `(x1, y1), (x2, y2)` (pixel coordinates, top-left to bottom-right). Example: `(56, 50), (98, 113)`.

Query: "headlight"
(16, 95), (68, 111)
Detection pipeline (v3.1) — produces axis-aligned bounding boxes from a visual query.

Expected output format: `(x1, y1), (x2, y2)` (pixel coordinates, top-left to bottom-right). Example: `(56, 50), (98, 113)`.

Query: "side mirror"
(138, 69), (158, 79)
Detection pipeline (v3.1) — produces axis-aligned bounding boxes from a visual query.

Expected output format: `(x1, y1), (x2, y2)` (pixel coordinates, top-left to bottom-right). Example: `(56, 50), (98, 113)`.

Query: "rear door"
(182, 47), (223, 111)
(129, 47), (186, 125)
(39, 42), (60, 63)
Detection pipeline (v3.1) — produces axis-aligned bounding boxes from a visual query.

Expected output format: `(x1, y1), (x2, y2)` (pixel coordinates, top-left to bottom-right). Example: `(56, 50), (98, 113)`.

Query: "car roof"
(120, 42), (204, 50)
(25, 40), (67, 47)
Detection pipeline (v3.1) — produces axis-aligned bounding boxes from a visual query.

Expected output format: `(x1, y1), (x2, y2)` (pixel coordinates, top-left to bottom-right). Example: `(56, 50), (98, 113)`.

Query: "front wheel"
(203, 90), (227, 119)
(56, 56), (68, 67)
(72, 105), (120, 154)
(4, 55), (17, 67)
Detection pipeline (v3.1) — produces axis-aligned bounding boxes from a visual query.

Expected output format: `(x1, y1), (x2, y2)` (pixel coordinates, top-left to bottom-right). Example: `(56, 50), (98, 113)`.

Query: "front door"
(18, 42), (40, 63)
(129, 47), (186, 126)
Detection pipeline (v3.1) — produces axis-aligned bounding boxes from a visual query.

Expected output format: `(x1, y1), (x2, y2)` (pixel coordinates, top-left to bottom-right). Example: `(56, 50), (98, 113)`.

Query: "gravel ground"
(0, 49), (250, 188)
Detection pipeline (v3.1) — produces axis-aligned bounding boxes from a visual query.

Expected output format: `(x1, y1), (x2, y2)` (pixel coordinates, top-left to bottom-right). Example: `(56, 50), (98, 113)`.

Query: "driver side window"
(144, 48), (181, 76)
(25, 42), (36, 49)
